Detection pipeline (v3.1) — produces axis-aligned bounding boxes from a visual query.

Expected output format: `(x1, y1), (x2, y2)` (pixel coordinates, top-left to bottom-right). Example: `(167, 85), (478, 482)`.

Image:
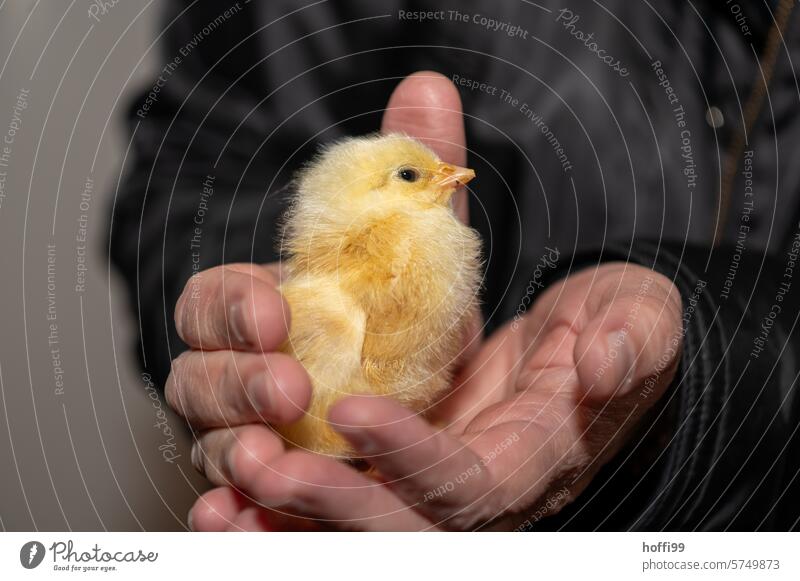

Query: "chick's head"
(296, 134), (474, 214)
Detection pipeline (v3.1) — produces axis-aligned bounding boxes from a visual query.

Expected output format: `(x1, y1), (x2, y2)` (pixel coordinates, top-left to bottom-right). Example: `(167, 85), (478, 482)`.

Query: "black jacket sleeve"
(108, 2), (799, 532)
(107, 1), (423, 385)
(107, 51), (289, 385)
(107, 3), (382, 384)
(531, 240), (800, 531)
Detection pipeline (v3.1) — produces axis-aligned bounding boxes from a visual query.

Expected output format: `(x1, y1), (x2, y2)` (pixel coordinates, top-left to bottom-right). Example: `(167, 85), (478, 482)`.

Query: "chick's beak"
(433, 162), (476, 191)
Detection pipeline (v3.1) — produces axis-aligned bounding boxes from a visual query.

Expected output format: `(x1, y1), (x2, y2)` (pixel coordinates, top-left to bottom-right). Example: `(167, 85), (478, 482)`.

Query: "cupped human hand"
(171, 72), (682, 531)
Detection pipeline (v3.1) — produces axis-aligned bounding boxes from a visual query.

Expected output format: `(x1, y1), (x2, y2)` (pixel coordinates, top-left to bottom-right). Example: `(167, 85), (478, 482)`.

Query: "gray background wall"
(0, 0), (207, 531)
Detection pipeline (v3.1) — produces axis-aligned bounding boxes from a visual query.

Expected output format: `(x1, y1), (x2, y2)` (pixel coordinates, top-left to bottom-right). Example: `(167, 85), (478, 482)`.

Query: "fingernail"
(607, 331), (635, 392)
(229, 302), (248, 345)
(224, 445), (238, 483)
(286, 498), (314, 513)
(190, 442), (203, 473)
(247, 373), (272, 413)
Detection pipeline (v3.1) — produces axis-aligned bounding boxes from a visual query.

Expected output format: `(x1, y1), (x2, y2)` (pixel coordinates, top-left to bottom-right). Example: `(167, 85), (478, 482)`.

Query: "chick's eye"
(398, 168), (419, 182)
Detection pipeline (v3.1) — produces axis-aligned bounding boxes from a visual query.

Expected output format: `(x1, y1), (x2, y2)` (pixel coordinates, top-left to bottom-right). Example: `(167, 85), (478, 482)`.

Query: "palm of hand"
(428, 263), (680, 526)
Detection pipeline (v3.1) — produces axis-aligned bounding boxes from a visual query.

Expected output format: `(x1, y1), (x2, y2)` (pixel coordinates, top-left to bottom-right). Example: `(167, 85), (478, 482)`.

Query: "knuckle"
(179, 299), (202, 344)
(206, 289), (234, 346)
(165, 352), (192, 414)
(191, 269), (240, 345)
(190, 440), (204, 474)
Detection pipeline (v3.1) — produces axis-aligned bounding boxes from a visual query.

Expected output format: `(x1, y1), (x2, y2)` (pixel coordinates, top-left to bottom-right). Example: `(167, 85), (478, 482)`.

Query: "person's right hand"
(166, 263), (313, 488)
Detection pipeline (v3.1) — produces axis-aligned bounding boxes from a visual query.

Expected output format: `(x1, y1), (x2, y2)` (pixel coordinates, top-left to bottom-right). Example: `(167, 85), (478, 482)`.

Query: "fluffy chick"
(277, 134), (481, 457)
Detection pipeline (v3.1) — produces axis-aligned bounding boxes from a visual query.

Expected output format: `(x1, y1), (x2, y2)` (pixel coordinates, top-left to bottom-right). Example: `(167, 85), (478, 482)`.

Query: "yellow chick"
(276, 134), (481, 457)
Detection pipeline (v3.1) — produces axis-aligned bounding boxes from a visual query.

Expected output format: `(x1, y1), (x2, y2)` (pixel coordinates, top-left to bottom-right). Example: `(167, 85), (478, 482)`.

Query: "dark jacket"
(108, 0), (800, 530)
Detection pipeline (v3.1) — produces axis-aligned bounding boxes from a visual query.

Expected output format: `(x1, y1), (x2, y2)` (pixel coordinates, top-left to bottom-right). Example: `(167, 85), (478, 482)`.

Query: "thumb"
(573, 271), (683, 402)
(381, 71), (469, 222)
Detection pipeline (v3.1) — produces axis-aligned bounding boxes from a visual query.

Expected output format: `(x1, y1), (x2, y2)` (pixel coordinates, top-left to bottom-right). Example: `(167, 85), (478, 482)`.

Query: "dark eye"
(398, 168), (419, 182)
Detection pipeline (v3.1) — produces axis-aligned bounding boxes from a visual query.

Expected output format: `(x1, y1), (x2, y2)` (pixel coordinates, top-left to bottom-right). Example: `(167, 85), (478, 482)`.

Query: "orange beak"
(433, 162), (476, 189)
(432, 163), (475, 204)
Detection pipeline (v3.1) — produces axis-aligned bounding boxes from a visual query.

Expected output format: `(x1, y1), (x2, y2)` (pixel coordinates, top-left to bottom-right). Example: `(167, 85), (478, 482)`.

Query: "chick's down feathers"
(276, 134), (482, 457)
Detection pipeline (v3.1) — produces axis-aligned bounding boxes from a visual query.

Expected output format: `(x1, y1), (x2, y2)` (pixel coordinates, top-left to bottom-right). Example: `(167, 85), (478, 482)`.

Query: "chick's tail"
(276, 273), (367, 457)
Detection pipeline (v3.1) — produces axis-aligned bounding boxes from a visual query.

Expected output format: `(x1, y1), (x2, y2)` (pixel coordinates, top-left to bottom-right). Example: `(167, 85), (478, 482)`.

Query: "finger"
(381, 71), (466, 166)
(192, 424), (285, 487)
(225, 506), (321, 532)
(574, 267), (684, 401)
(166, 351), (311, 429)
(381, 71), (470, 222)
(189, 487), (312, 532)
(175, 264), (290, 351)
(225, 506), (278, 532)
(434, 317), (519, 431)
(240, 450), (433, 531)
(188, 487), (252, 531)
(328, 396), (500, 529)
(460, 381), (580, 515)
